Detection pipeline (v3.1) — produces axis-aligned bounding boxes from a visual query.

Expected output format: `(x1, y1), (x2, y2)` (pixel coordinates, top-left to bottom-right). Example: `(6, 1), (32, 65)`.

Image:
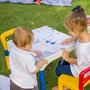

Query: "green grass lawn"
(0, 0), (90, 90)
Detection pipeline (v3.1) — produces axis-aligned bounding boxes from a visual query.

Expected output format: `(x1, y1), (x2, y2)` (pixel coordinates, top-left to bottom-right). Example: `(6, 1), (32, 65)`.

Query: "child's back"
(9, 27), (47, 90)
(9, 46), (37, 89)
(70, 40), (90, 77)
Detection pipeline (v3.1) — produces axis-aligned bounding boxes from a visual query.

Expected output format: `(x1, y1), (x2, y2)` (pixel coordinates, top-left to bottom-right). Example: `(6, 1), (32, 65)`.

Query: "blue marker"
(45, 40), (50, 43)
(50, 42), (55, 45)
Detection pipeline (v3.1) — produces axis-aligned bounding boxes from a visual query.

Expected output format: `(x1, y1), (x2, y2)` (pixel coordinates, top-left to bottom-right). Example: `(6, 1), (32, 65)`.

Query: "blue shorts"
(55, 60), (73, 77)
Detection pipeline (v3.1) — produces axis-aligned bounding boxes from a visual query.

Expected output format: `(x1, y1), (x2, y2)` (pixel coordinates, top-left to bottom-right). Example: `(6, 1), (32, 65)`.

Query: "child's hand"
(61, 38), (74, 45)
(34, 50), (42, 57)
(33, 60), (48, 73)
(36, 60), (48, 66)
(62, 50), (69, 60)
(32, 50), (43, 57)
(42, 60), (48, 64)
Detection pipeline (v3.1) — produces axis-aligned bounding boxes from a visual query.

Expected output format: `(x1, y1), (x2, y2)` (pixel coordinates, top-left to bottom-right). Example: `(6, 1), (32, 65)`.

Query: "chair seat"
(58, 74), (79, 90)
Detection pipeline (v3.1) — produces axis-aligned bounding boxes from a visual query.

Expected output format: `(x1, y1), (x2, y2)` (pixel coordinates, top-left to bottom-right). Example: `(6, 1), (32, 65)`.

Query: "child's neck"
(19, 46), (32, 52)
(79, 30), (90, 43)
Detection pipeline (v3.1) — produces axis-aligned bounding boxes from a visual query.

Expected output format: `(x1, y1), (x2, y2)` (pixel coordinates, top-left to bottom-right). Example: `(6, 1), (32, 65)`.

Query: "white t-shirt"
(9, 46), (37, 89)
(70, 41), (90, 78)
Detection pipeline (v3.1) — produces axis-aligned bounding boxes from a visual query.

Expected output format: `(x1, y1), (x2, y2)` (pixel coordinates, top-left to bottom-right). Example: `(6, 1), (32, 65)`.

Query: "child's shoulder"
(11, 47), (35, 58)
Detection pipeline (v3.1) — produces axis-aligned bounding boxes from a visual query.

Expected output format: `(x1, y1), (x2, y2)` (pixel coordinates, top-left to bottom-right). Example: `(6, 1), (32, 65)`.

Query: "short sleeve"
(25, 56), (37, 74)
(77, 53), (86, 65)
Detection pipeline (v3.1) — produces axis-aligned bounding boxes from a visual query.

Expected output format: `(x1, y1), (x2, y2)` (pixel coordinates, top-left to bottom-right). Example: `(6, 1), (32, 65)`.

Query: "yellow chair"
(0, 29), (15, 69)
(58, 67), (90, 90)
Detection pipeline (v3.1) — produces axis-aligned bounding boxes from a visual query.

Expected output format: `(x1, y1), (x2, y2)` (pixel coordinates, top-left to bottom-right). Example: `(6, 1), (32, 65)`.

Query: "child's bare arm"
(32, 60), (48, 74)
(62, 50), (77, 64)
(64, 57), (77, 64)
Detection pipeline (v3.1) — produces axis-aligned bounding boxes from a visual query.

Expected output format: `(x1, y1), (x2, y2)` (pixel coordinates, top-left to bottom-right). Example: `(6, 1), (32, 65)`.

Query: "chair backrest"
(79, 67), (90, 90)
(0, 29), (15, 69)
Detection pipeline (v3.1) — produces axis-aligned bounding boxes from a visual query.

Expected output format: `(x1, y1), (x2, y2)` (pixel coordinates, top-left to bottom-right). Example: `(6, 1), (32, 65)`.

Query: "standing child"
(9, 27), (48, 90)
(52, 5), (90, 90)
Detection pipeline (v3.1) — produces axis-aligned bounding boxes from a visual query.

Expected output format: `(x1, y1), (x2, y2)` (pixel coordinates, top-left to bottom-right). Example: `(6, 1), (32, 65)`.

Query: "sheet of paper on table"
(32, 26), (75, 57)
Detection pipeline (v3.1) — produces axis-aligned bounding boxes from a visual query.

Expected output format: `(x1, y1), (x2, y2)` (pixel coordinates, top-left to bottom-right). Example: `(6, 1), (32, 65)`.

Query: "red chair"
(79, 67), (90, 90)
(58, 67), (90, 90)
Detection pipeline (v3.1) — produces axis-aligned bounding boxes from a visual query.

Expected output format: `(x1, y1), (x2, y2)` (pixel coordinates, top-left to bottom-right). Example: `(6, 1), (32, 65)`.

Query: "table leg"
(39, 71), (46, 90)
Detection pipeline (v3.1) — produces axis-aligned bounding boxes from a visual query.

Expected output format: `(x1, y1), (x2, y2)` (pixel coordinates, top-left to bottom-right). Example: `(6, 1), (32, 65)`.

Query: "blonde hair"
(12, 27), (33, 47)
(64, 5), (87, 32)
